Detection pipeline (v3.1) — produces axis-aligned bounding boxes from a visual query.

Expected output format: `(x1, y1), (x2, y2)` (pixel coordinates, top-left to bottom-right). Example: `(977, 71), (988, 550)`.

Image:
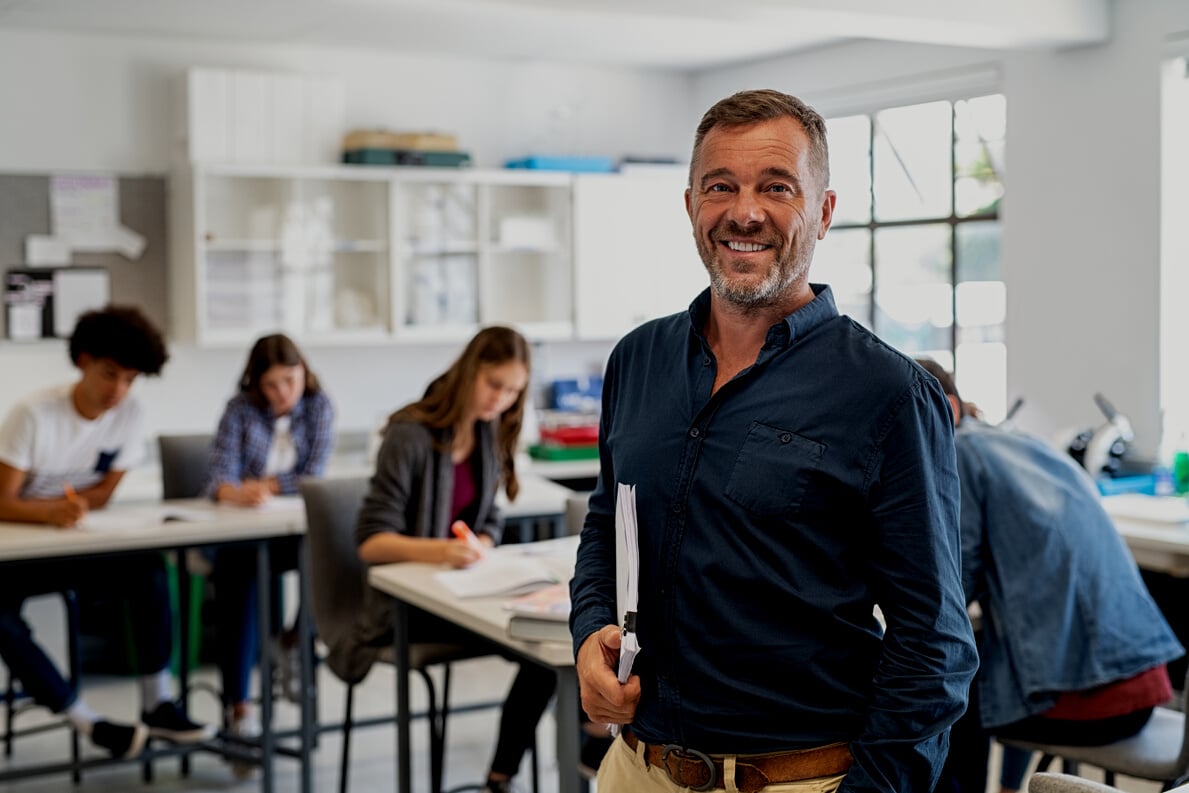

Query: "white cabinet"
(392, 170), (573, 340)
(170, 164), (395, 346)
(573, 169), (705, 340)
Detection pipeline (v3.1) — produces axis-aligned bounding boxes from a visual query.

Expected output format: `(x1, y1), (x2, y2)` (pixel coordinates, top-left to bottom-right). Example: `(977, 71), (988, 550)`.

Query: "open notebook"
(434, 554), (559, 599)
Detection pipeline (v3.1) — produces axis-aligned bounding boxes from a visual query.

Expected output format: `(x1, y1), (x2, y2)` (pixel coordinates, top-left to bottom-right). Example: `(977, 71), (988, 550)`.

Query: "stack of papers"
(505, 583), (572, 642)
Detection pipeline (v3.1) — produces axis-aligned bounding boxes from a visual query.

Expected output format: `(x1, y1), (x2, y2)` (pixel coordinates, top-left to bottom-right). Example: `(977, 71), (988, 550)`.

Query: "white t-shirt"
(0, 384), (146, 499)
(263, 414), (296, 477)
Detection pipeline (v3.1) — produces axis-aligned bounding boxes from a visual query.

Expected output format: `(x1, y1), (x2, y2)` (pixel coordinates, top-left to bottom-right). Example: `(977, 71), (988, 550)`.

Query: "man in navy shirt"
(569, 89), (978, 793)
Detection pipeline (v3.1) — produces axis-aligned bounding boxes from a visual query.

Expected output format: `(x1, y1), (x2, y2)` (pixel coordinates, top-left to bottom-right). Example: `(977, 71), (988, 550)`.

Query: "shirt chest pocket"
(724, 422), (825, 515)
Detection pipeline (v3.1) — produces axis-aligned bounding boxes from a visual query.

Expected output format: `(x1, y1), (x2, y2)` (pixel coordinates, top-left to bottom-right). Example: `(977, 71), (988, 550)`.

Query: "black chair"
(157, 433), (213, 501)
(301, 476), (499, 793)
(1, 591), (83, 783)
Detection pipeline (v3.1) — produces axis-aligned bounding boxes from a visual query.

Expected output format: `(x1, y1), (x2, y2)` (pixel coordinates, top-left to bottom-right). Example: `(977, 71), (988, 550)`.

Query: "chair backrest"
(1028, 773), (1122, 792)
(157, 433), (213, 499)
(299, 477), (371, 658)
(564, 492), (590, 535)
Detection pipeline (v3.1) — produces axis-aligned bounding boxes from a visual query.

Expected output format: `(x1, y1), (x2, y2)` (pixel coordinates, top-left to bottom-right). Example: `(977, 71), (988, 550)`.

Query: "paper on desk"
(434, 555), (559, 598)
(611, 482), (641, 736)
(79, 505), (219, 532)
(252, 495), (305, 513)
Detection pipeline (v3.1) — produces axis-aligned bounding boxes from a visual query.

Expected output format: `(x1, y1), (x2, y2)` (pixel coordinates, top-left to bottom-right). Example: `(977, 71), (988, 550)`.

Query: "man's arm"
(838, 377), (979, 793)
(0, 462), (86, 527)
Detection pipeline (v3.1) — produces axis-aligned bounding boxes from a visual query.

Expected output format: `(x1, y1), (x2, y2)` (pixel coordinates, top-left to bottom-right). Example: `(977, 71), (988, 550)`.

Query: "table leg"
(177, 548), (192, 777)
(395, 598), (412, 793)
(296, 537), (314, 793)
(554, 669), (587, 793)
(257, 540), (274, 793)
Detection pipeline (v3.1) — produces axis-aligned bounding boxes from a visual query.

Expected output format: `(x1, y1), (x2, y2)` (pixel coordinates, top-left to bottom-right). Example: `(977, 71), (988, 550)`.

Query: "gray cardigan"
(329, 418), (504, 683)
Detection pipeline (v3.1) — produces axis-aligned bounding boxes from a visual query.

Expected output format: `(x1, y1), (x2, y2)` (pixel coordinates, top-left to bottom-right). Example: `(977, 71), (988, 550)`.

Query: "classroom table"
(368, 535), (585, 793)
(0, 497), (315, 793)
(1098, 496), (1189, 577)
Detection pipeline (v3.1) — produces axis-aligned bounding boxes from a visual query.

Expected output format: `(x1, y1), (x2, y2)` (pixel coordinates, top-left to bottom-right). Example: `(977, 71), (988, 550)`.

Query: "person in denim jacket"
(918, 360), (1185, 793)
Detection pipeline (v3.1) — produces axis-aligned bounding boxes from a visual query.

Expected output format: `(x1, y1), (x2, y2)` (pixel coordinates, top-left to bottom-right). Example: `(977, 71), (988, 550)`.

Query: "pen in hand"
(60, 483), (87, 528)
(451, 520), (486, 554)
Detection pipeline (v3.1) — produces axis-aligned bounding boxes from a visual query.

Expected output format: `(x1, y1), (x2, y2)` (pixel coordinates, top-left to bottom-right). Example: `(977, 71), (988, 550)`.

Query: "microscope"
(1064, 393), (1134, 478)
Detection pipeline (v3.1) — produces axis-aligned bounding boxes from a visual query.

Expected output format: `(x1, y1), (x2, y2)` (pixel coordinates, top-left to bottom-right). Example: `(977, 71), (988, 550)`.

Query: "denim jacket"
(955, 419), (1183, 728)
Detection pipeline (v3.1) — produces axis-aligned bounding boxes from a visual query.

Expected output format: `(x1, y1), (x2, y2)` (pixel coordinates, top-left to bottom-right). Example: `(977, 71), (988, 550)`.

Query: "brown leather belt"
(622, 729), (854, 792)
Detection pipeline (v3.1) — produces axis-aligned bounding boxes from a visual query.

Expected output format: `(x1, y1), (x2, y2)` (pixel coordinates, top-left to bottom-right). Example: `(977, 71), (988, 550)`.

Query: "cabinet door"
(393, 171), (573, 341)
(190, 169), (393, 345)
(573, 170), (703, 341)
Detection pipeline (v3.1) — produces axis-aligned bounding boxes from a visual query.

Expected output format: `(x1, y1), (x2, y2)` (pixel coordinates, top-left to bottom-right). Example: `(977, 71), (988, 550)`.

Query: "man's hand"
(577, 625), (641, 724)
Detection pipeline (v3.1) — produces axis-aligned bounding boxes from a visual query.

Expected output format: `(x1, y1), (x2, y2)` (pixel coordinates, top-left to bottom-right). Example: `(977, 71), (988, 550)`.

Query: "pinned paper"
(24, 235), (72, 266)
(50, 174), (146, 261)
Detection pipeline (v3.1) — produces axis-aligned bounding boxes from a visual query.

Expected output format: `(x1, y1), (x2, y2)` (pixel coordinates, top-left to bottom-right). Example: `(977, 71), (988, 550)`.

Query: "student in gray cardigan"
(352, 326), (555, 793)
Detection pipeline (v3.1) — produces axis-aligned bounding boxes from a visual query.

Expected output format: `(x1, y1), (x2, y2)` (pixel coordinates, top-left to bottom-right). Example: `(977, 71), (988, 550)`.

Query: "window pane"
(956, 221), (1004, 340)
(873, 101), (953, 221)
(957, 342), (1007, 424)
(826, 115), (871, 225)
(955, 94), (1006, 217)
(813, 228), (872, 328)
(873, 224), (952, 354)
(955, 220), (1005, 420)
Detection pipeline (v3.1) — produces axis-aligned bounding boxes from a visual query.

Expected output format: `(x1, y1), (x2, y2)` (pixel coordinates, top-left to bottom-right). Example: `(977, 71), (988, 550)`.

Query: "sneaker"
(90, 720), (148, 759)
(224, 707), (261, 780)
(272, 637), (302, 704)
(142, 701), (216, 744)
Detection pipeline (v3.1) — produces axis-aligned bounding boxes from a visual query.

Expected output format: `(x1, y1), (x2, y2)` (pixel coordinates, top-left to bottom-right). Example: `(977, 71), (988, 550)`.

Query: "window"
(1162, 58), (1189, 456)
(815, 94), (1007, 420)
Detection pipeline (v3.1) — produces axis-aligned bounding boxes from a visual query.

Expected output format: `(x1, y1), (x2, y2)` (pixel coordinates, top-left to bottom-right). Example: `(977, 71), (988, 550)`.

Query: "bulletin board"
(0, 173), (168, 341)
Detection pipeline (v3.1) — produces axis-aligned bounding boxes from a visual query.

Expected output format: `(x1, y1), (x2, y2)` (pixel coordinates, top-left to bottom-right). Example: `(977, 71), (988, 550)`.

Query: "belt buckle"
(661, 744), (717, 792)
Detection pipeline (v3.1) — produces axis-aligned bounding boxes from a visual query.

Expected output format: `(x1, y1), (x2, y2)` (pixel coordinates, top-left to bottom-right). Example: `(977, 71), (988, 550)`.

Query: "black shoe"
(91, 720), (148, 759)
(142, 701), (216, 744)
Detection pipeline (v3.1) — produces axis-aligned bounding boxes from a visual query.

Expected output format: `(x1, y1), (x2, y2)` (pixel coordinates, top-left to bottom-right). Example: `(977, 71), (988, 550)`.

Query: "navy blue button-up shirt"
(571, 285), (978, 792)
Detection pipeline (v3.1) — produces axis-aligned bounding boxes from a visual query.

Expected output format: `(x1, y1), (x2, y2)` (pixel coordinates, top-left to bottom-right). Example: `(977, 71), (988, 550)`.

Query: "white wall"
(693, 1), (1189, 456)
(0, 28), (697, 437)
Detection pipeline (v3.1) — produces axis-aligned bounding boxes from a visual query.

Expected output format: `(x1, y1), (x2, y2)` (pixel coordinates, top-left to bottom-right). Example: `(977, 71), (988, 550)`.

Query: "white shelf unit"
(392, 169), (573, 341)
(171, 164), (395, 346)
(173, 165), (576, 347)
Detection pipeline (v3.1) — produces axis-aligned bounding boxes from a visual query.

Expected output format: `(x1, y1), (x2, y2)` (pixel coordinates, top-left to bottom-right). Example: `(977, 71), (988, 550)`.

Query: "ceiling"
(0, 0), (1112, 71)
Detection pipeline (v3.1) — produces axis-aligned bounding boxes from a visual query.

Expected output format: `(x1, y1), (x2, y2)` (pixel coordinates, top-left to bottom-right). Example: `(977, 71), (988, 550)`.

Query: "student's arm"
(0, 462), (86, 527)
(208, 398), (266, 505)
(355, 422), (480, 569)
(357, 531), (478, 567)
(75, 470), (125, 509)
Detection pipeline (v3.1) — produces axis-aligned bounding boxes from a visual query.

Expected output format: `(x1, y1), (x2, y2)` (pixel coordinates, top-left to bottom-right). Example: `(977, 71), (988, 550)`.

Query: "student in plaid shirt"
(204, 333), (334, 777)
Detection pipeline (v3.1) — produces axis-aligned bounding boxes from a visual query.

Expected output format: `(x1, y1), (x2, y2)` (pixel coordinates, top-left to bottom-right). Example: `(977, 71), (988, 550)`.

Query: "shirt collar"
(686, 283), (839, 349)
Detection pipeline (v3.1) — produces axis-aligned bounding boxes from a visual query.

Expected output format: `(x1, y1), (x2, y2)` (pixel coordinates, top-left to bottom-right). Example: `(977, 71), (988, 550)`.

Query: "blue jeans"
(0, 554), (172, 713)
(210, 540), (299, 705)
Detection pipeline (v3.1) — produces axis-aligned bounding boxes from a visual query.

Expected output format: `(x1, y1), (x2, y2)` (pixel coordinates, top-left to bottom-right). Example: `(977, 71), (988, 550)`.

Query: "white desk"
(368, 536), (584, 793)
(1113, 517), (1189, 575)
(0, 499), (314, 793)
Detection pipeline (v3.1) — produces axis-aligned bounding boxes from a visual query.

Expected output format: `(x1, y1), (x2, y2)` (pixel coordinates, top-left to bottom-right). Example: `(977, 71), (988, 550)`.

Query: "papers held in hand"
(434, 554), (559, 599)
(612, 482), (642, 736)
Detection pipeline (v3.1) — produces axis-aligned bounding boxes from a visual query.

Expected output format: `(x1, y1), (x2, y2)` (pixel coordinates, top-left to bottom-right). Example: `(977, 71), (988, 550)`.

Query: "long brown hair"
(239, 333), (321, 410)
(388, 326), (531, 500)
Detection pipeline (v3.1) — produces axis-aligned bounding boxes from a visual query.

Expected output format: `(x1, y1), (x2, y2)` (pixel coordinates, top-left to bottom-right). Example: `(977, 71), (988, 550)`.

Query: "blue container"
(1096, 474), (1158, 497)
(505, 156), (616, 173)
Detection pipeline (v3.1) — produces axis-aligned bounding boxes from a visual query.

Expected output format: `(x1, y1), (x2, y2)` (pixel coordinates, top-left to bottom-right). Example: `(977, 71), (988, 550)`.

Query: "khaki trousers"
(596, 734), (847, 793)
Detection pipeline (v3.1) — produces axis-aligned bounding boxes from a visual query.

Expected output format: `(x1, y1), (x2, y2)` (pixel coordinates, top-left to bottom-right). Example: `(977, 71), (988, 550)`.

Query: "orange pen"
(451, 520), (484, 553)
(63, 483), (82, 505)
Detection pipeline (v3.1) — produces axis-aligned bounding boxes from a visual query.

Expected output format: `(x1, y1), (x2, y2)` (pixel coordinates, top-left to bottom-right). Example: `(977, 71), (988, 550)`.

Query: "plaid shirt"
(206, 390), (334, 497)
